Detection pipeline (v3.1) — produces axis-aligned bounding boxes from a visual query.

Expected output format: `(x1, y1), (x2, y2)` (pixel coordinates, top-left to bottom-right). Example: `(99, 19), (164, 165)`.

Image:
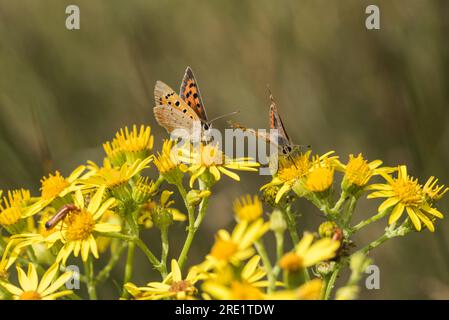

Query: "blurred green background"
(1, 0), (449, 299)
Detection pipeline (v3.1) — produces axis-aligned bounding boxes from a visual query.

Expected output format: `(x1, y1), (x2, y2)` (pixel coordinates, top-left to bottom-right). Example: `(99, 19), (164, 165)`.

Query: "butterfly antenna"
(266, 84), (276, 103)
(288, 154), (298, 169)
(209, 111), (240, 124)
(294, 143), (312, 150)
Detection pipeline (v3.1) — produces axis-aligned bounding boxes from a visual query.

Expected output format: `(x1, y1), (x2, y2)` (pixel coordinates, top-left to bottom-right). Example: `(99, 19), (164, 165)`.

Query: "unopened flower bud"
(270, 209), (287, 233)
(152, 208), (173, 229)
(261, 185), (281, 208)
(186, 190), (211, 207)
(316, 261), (336, 276)
(318, 221), (338, 239)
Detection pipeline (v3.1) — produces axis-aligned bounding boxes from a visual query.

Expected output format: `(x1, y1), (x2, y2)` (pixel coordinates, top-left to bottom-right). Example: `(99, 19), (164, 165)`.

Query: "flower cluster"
(0, 122), (446, 300)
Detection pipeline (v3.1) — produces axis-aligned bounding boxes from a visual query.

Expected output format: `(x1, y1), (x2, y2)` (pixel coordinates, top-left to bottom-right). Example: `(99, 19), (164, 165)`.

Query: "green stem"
(255, 240), (274, 293)
(358, 233), (391, 255)
(281, 205), (299, 244)
(324, 264), (341, 300)
(95, 242), (127, 284)
(350, 209), (389, 234)
(178, 180), (210, 270)
(271, 231), (284, 292)
(100, 232), (134, 241)
(176, 182), (195, 222)
(121, 242), (135, 298)
(134, 238), (162, 271)
(320, 274), (331, 300)
(281, 205), (309, 281)
(160, 227), (169, 277)
(100, 232), (161, 271)
(332, 191), (347, 213)
(275, 231), (284, 264)
(84, 256), (97, 300)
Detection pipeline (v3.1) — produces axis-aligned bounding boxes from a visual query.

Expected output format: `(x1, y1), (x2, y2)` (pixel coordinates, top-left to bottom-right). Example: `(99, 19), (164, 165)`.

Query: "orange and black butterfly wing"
(269, 93), (293, 148)
(179, 67), (208, 123)
(154, 81), (200, 134)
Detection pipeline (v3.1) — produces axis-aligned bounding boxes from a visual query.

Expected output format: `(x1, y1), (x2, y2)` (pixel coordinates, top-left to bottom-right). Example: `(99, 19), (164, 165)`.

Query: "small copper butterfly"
(154, 67), (211, 135)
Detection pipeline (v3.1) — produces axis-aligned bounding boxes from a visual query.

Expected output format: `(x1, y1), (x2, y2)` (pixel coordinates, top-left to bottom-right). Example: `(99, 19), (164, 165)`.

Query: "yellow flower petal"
(415, 209), (434, 232)
(218, 166), (241, 181)
(241, 256), (260, 280)
(41, 272), (73, 297)
(388, 203), (404, 225)
(209, 166), (222, 182)
(296, 232), (314, 255)
(406, 206), (421, 231)
(17, 265), (33, 292)
(37, 263), (59, 294)
(87, 185), (106, 214)
(378, 197), (400, 212)
(81, 241), (90, 261)
(171, 260), (182, 282)
(275, 183), (291, 203)
(94, 223), (121, 233)
(0, 282), (23, 296)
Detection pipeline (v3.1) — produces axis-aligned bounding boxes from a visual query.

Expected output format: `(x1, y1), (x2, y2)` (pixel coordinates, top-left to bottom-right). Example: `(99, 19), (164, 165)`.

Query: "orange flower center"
(65, 210), (95, 241)
(169, 280), (191, 293)
(278, 154), (310, 181)
(20, 291), (42, 300)
(210, 239), (238, 261)
(230, 281), (264, 300)
(279, 252), (303, 271)
(392, 178), (423, 206)
(345, 154), (372, 186)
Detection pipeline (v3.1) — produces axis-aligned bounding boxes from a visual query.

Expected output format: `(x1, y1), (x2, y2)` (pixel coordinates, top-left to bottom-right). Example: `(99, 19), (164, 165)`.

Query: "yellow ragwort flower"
(125, 259), (203, 300)
(279, 232), (340, 271)
(178, 143), (259, 188)
(368, 165), (445, 232)
(0, 189), (33, 234)
(233, 195), (263, 222)
(83, 157), (152, 200)
(202, 280), (265, 300)
(208, 219), (269, 266)
(305, 163), (334, 193)
(338, 154), (394, 191)
(262, 151), (336, 203)
(45, 186), (120, 263)
(203, 255), (270, 288)
(268, 278), (323, 300)
(153, 139), (187, 175)
(0, 263), (72, 300)
(103, 125), (154, 166)
(25, 166), (87, 217)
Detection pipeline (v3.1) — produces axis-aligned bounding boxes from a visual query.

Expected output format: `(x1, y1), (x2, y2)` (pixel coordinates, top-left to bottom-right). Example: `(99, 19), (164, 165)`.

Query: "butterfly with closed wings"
(230, 88), (309, 172)
(154, 67), (210, 141)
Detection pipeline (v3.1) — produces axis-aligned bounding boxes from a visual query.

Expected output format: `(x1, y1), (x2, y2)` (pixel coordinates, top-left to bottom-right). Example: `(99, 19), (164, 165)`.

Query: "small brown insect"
(45, 204), (78, 230)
